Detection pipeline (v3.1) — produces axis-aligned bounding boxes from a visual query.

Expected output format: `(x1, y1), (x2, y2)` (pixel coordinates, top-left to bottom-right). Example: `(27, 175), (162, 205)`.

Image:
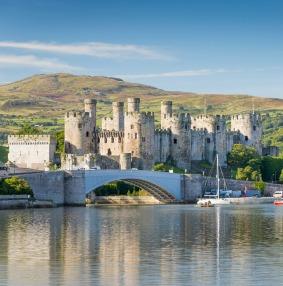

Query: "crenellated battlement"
(155, 128), (171, 135)
(8, 134), (56, 144)
(97, 130), (124, 138)
(231, 112), (261, 121)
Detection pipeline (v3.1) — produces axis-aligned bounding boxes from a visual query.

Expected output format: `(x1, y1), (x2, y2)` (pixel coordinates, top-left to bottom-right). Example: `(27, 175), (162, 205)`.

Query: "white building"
(8, 135), (56, 170)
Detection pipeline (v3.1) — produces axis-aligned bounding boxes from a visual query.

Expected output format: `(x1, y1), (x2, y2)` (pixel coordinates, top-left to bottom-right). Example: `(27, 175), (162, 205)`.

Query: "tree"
(254, 180), (265, 194)
(261, 156), (283, 181)
(227, 144), (260, 169)
(236, 166), (261, 181)
(55, 130), (64, 154)
(0, 177), (33, 196)
(279, 169), (283, 183)
(17, 123), (41, 135)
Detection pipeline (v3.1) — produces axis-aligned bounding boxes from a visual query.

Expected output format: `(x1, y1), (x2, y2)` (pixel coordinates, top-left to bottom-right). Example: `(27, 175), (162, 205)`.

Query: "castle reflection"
(0, 205), (283, 286)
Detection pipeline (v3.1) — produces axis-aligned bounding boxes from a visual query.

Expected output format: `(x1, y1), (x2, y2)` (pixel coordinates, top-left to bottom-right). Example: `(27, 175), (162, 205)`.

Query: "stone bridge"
(19, 170), (204, 205)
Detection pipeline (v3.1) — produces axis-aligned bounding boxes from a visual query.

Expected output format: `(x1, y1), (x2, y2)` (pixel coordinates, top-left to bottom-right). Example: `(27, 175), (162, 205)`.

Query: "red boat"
(273, 200), (283, 206)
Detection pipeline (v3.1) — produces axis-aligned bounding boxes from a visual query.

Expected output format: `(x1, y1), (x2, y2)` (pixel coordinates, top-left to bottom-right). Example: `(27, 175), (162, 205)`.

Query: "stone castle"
(63, 97), (264, 170)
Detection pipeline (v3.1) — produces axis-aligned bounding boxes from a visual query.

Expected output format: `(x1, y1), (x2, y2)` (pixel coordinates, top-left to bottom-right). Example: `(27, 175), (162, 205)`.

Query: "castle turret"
(191, 114), (228, 165)
(231, 113), (262, 154)
(161, 101), (173, 127)
(84, 98), (97, 119)
(112, 101), (124, 131)
(127, 98), (140, 113)
(64, 98), (97, 155)
(124, 98), (155, 169)
(160, 101), (191, 169)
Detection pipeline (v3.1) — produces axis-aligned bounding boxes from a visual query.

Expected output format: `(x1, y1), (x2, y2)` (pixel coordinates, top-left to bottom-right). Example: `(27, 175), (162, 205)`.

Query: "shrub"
(0, 177), (33, 196)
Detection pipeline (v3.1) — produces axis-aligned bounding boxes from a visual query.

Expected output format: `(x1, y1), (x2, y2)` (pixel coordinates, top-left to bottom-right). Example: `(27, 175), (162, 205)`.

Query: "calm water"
(0, 205), (283, 286)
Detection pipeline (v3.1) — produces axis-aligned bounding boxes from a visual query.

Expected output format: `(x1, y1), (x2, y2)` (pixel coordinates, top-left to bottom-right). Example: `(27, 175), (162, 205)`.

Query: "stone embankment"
(0, 195), (54, 210)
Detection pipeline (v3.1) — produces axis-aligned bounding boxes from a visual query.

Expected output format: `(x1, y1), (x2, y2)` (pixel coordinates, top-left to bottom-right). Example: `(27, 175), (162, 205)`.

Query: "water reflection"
(0, 205), (283, 286)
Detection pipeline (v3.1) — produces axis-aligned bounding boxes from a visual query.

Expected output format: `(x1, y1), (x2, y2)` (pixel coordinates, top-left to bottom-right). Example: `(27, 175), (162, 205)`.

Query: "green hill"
(0, 73), (282, 151)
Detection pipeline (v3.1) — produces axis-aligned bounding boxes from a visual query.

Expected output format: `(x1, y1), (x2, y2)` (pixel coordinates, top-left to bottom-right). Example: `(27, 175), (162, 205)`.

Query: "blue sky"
(0, 0), (282, 98)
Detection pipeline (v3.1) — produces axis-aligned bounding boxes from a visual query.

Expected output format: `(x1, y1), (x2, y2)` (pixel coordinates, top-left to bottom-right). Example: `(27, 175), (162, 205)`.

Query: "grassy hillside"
(0, 73), (282, 151)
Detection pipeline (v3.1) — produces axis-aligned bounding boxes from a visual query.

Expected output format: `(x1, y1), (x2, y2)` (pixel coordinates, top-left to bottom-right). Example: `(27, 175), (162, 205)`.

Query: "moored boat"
(197, 154), (231, 207)
(273, 200), (283, 206)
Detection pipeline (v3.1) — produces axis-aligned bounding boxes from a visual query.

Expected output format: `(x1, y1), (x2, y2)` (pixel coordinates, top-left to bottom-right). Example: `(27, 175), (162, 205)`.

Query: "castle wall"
(191, 130), (206, 161)
(8, 135), (56, 170)
(154, 129), (171, 163)
(98, 131), (124, 156)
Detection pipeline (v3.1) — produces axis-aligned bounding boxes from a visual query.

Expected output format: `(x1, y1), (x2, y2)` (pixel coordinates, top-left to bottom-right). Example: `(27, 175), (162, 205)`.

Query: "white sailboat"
(197, 154), (230, 207)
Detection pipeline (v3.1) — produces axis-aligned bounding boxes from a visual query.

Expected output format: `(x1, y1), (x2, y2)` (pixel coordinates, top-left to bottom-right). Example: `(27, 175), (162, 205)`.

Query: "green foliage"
(17, 122), (41, 135)
(0, 176), (33, 196)
(55, 130), (64, 154)
(0, 145), (8, 163)
(227, 144), (260, 169)
(279, 169), (283, 183)
(127, 189), (149, 196)
(153, 162), (185, 174)
(261, 156), (283, 181)
(236, 166), (261, 181)
(254, 180), (266, 194)
(94, 181), (142, 196)
(262, 112), (283, 152)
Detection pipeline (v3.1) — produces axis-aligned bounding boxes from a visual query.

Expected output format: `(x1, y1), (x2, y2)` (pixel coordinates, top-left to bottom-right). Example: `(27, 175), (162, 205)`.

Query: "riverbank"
(0, 195), (54, 210)
(88, 195), (162, 205)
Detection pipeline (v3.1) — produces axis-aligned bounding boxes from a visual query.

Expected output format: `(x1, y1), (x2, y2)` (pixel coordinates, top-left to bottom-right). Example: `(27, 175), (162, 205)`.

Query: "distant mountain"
(0, 73), (283, 121)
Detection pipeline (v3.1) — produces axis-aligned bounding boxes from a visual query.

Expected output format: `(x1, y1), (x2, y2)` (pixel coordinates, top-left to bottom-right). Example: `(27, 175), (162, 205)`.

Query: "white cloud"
(0, 41), (170, 60)
(116, 69), (230, 79)
(0, 54), (82, 71)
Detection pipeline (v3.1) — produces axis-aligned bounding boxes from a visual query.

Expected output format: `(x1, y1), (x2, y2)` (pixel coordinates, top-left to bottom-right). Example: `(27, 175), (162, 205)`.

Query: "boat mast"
(216, 154), (220, 199)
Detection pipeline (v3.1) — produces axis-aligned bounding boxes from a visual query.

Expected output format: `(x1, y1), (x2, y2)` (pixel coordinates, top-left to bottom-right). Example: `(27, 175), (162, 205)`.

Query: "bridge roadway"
(17, 170), (204, 205)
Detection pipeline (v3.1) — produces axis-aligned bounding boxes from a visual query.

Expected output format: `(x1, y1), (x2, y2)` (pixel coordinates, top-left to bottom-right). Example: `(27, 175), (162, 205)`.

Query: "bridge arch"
(88, 178), (176, 203)
(84, 170), (182, 202)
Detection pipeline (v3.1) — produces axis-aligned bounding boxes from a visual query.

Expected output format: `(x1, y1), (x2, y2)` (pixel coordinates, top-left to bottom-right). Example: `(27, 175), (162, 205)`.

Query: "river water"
(0, 205), (283, 286)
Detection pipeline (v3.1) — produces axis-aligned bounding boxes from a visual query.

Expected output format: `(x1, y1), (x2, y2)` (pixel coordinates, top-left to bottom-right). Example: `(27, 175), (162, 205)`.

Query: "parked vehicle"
(273, 191), (283, 199)
(242, 189), (261, 198)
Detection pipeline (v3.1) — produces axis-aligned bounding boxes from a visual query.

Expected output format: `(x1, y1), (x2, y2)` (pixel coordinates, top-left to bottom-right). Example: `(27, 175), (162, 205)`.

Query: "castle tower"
(127, 98), (140, 113)
(160, 101), (191, 169)
(64, 111), (85, 155)
(231, 113), (262, 154)
(191, 114), (228, 165)
(161, 101), (173, 128)
(84, 98), (97, 119)
(124, 98), (155, 169)
(112, 102), (124, 131)
(64, 98), (97, 155)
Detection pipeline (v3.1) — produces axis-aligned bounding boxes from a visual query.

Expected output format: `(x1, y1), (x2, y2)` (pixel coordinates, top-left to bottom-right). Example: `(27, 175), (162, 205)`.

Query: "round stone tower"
(127, 98), (140, 113)
(161, 100), (172, 118)
(112, 101), (124, 131)
(64, 111), (85, 155)
(231, 112), (262, 154)
(124, 102), (155, 170)
(160, 101), (191, 169)
(64, 98), (97, 155)
(84, 98), (97, 119)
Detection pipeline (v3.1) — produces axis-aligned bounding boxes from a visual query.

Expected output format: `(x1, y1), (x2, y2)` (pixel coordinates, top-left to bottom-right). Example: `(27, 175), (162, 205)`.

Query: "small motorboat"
(274, 200), (283, 206)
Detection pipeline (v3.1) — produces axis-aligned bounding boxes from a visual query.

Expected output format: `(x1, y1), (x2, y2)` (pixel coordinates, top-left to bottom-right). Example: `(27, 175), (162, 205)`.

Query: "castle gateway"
(63, 97), (263, 170)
